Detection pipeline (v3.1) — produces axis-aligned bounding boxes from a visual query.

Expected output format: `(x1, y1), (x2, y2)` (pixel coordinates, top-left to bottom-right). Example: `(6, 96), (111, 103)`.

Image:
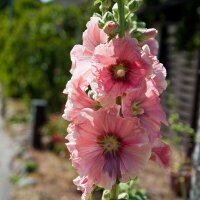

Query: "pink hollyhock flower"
(142, 45), (167, 95)
(92, 38), (150, 97)
(83, 16), (108, 52)
(67, 109), (151, 198)
(150, 139), (171, 168)
(122, 86), (168, 142)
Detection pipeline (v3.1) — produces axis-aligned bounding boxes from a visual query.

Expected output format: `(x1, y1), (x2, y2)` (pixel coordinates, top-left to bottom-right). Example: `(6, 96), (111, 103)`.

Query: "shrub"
(0, 0), (90, 111)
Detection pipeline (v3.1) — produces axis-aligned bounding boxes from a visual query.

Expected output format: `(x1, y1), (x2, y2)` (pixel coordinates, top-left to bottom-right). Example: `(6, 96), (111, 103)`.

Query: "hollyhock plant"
(63, 0), (171, 199)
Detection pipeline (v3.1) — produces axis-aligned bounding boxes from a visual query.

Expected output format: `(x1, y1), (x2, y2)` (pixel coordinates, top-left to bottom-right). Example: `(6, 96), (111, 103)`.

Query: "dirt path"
(0, 112), (15, 200)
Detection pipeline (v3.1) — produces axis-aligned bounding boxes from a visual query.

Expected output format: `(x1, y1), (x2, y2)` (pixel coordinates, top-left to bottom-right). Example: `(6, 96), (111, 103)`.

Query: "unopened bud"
(112, 3), (118, 20)
(102, 11), (114, 22)
(103, 21), (117, 35)
(143, 28), (158, 39)
(102, 0), (112, 10)
(98, 20), (105, 29)
(128, 0), (142, 12)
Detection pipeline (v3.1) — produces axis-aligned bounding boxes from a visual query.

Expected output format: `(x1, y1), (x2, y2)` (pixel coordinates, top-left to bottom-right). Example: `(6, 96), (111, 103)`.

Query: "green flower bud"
(102, 11), (114, 22)
(112, 3), (118, 14)
(128, 0), (143, 12)
(98, 19), (105, 29)
(102, 190), (111, 200)
(102, 0), (112, 10)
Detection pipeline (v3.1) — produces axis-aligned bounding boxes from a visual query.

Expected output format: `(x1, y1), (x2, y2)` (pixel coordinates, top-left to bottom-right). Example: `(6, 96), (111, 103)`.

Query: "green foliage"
(166, 85), (195, 146)
(10, 174), (21, 184)
(102, 180), (147, 200)
(0, 0), (8, 10)
(24, 161), (38, 173)
(0, 0), (89, 111)
(94, 0), (147, 41)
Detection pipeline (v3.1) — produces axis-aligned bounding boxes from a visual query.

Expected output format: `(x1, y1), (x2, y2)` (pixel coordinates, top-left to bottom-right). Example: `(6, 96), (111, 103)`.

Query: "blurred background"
(0, 0), (199, 199)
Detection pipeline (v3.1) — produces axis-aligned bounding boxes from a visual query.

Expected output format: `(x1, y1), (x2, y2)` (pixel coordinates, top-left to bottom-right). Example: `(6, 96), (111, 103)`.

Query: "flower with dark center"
(93, 38), (149, 97)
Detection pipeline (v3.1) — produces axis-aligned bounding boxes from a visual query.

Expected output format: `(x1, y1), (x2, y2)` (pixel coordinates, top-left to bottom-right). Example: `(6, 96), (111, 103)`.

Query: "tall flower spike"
(63, 0), (169, 199)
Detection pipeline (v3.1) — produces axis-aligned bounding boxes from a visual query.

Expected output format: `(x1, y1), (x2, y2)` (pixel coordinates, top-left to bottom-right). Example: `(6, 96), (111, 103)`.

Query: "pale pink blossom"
(92, 38), (151, 97)
(122, 87), (167, 143)
(67, 109), (151, 198)
(150, 139), (171, 168)
(69, 45), (94, 83)
(83, 16), (108, 52)
(142, 44), (167, 95)
(70, 16), (108, 80)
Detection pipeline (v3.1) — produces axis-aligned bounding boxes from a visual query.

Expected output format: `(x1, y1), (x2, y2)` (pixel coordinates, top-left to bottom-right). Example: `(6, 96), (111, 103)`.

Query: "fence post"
(31, 99), (47, 150)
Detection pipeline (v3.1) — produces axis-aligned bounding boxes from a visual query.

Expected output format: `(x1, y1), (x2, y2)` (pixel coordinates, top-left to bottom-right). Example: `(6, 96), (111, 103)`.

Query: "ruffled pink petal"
(83, 16), (108, 52)
(143, 38), (159, 56)
(73, 176), (93, 200)
(70, 45), (94, 84)
(62, 76), (95, 122)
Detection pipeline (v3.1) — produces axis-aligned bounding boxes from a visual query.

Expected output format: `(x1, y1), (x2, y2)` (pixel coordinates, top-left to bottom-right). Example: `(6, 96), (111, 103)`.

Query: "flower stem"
(111, 183), (118, 199)
(89, 192), (93, 200)
(117, 0), (125, 37)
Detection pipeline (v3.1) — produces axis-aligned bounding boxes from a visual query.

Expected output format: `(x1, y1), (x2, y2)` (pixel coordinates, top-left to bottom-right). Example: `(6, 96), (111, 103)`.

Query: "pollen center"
(99, 135), (120, 154)
(111, 63), (127, 79)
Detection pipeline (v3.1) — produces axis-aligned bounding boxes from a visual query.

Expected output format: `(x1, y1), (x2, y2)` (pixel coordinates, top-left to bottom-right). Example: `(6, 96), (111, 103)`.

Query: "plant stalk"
(111, 183), (118, 199)
(89, 192), (93, 200)
(117, 0), (125, 37)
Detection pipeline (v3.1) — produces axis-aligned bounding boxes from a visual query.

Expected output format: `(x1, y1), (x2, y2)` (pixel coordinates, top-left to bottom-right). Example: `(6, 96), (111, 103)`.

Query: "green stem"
(117, 0), (125, 37)
(111, 183), (118, 199)
(89, 193), (93, 200)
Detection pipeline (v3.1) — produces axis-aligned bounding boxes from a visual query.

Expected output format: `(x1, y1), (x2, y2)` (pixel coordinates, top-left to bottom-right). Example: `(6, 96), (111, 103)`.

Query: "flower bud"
(101, 0), (112, 10)
(112, 3), (118, 20)
(103, 21), (117, 35)
(98, 19), (105, 29)
(143, 28), (158, 39)
(128, 0), (142, 12)
(102, 11), (114, 22)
